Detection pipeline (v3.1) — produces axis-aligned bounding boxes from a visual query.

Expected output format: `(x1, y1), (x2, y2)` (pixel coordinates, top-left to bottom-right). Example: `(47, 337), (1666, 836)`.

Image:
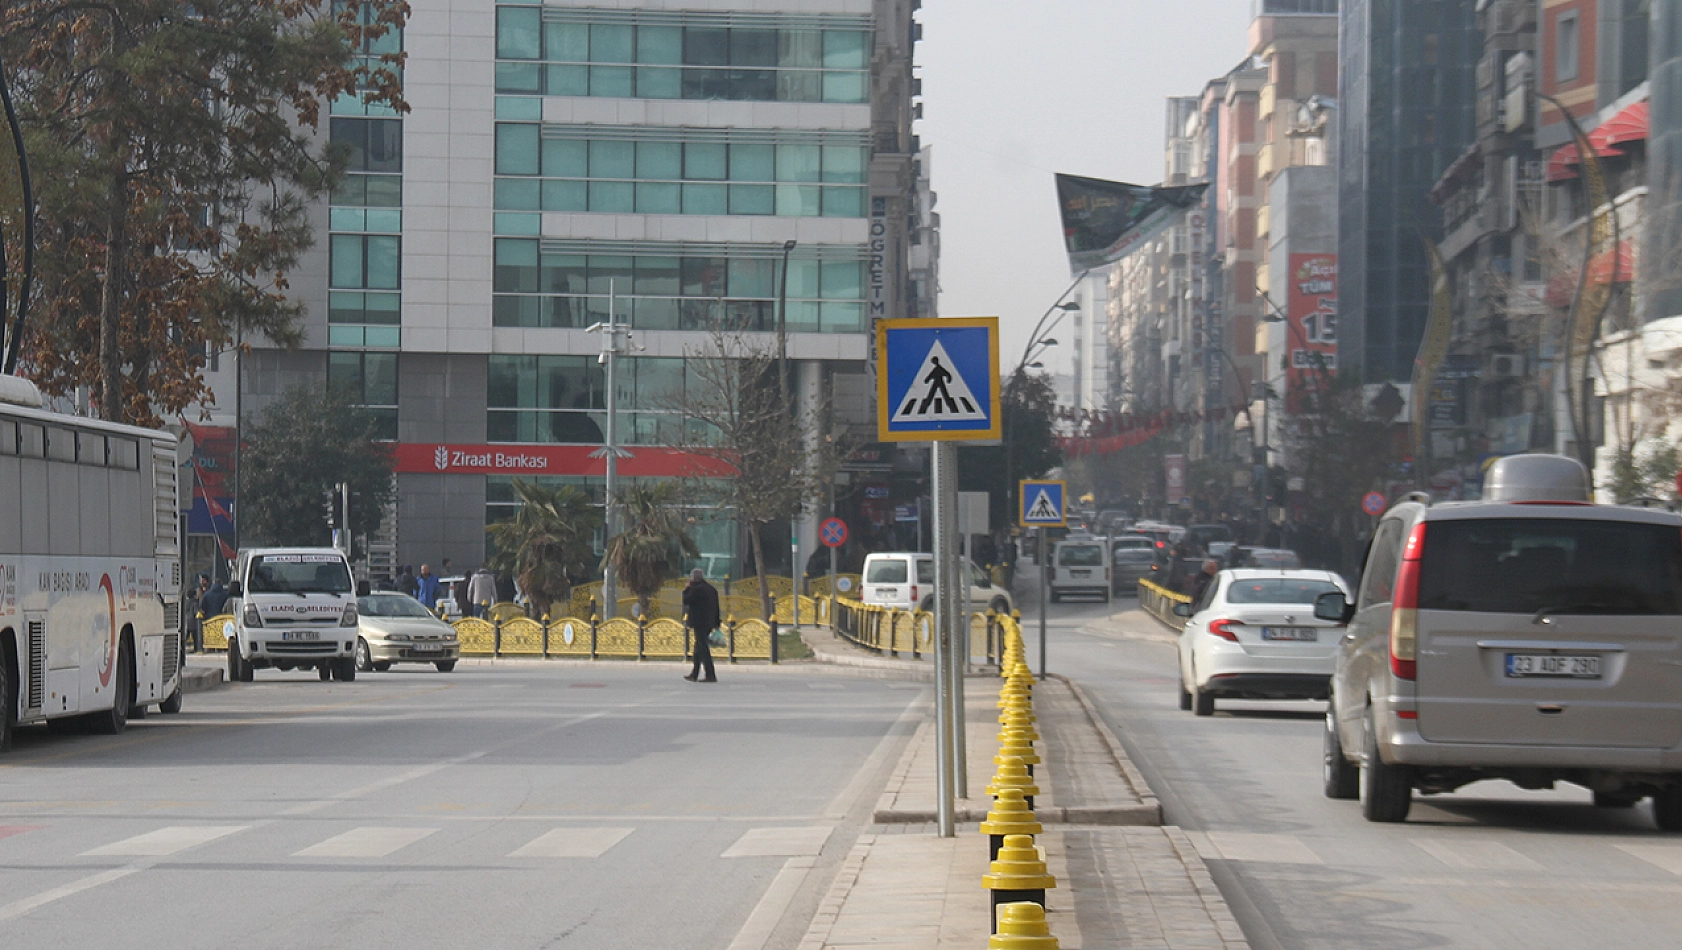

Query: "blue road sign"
(876, 317), (1001, 442)
(1020, 480), (1066, 527)
(820, 517), (848, 548)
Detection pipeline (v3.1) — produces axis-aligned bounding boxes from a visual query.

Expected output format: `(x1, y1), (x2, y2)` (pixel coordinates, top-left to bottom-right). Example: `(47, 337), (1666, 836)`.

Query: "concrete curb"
(181, 666), (225, 693)
(873, 804), (1163, 825)
(1163, 825), (1253, 948)
(1052, 674), (1164, 824)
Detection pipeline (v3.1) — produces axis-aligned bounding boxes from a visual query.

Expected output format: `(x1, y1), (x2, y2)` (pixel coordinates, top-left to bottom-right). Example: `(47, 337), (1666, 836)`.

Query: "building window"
(490, 239), (866, 333)
(331, 234), (401, 290)
(486, 354), (721, 446)
(1557, 12), (1580, 83)
(328, 351), (399, 441)
(492, 125), (867, 218)
(494, 9), (869, 104)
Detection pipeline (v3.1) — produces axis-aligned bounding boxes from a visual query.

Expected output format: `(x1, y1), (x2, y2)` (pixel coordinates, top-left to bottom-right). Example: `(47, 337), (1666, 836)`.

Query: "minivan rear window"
(1058, 545), (1104, 566)
(1417, 518), (1682, 615)
(866, 561), (907, 584)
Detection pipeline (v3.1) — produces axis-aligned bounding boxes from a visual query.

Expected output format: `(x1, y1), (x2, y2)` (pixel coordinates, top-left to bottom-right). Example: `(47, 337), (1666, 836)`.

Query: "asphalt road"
(1038, 588), (1682, 950)
(0, 662), (923, 950)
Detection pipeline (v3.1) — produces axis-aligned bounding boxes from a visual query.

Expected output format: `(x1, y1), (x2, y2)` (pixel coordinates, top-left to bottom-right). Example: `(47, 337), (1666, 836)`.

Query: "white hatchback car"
(1175, 570), (1351, 716)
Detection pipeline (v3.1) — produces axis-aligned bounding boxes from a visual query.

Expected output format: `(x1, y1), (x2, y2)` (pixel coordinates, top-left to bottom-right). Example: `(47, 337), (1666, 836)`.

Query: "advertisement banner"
(1056, 174), (1207, 272)
(1164, 454), (1187, 505)
(1285, 254), (1338, 414)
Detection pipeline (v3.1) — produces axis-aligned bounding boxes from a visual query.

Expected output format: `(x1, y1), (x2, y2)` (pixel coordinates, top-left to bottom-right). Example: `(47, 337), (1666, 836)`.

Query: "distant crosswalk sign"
(876, 317), (1001, 442)
(1020, 480), (1066, 527)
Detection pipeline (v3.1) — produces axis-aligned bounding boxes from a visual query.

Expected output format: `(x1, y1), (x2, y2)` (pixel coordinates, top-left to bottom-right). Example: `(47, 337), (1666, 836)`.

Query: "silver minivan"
(1317, 455), (1682, 827)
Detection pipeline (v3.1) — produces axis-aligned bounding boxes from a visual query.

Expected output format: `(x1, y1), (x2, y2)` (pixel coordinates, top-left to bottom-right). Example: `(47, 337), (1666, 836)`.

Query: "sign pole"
(1038, 526), (1048, 682)
(939, 441), (967, 801)
(931, 442), (956, 837)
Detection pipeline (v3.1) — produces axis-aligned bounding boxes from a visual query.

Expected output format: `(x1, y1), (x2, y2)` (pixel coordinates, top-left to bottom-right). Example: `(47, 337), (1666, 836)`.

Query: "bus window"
(0, 419), (14, 454)
(78, 431), (107, 466)
(18, 422), (45, 457)
(45, 426), (75, 462)
(108, 437), (140, 470)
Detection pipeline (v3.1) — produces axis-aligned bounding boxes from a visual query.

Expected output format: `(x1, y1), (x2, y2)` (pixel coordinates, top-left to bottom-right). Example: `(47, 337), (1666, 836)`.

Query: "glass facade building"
(1339, 0), (1481, 382)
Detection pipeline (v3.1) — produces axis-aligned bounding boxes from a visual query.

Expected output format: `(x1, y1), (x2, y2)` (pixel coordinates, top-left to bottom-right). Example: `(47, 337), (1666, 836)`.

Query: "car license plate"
(280, 631), (319, 641)
(1071, 570), (1090, 577)
(413, 643), (442, 652)
(1261, 627), (1317, 641)
(1506, 653), (1601, 678)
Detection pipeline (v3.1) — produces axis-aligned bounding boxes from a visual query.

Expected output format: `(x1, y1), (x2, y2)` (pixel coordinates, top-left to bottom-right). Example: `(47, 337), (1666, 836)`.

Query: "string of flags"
(1053, 402), (1251, 458)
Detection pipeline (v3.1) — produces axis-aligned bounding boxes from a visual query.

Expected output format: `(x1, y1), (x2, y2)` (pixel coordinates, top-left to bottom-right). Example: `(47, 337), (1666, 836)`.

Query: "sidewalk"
(797, 631), (1249, 950)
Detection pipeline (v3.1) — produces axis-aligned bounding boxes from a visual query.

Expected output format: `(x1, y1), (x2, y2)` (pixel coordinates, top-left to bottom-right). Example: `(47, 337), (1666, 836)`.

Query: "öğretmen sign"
(391, 443), (736, 478)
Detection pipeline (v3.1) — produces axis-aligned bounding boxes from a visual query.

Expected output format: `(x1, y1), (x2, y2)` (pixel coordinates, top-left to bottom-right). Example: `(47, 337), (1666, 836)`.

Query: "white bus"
(0, 374), (184, 751)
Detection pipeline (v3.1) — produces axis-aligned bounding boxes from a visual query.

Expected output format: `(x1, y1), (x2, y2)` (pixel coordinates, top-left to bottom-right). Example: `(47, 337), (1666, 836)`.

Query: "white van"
(861, 552), (1015, 614)
(1050, 538), (1111, 603)
(225, 547), (367, 683)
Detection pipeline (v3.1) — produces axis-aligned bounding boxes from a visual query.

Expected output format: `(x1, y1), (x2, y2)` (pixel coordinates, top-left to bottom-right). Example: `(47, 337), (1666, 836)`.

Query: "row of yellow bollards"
(979, 623), (1060, 948)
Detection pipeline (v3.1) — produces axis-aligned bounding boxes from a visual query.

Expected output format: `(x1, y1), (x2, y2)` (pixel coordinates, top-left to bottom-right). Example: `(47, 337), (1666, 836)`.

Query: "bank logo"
(434, 445), (450, 471)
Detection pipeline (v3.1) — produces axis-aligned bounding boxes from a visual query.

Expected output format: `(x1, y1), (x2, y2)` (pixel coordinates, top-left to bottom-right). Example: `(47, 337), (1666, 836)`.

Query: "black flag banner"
(1055, 174), (1207, 272)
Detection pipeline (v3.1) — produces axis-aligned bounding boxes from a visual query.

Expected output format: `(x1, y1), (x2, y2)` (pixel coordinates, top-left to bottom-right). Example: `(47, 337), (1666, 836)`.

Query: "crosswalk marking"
(1614, 844), (1682, 875)
(509, 827), (633, 858)
(293, 827), (438, 858)
(1413, 839), (1541, 871)
(83, 825), (249, 857)
(1197, 832), (1323, 865)
(722, 826), (833, 858)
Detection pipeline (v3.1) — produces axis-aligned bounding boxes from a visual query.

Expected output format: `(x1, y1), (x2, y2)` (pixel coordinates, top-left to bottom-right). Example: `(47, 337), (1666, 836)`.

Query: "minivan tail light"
(1208, 619), (1239, 641)
(910, 585), (919, 606)
(1389, 522), (1426, 680)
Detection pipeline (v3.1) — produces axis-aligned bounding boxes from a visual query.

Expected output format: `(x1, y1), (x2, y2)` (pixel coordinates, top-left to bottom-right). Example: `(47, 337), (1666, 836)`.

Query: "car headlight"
(340, 605), (359, 627)
(243, 603), (263, 628)
(386, 632), (411, 642)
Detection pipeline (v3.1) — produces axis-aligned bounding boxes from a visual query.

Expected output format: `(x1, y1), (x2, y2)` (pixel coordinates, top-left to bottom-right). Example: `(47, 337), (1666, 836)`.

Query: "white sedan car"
(1175, 570), (1351, 716)
(356, 593), (461, 673)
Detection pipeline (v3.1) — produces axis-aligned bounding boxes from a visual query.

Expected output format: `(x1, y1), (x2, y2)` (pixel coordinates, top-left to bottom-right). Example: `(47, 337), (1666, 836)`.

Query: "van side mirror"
(357, 579), (371, 597)
(1172, 602), (1193, 617)
(1314, 591), (1354, 624)
(226, 581), (242, 599)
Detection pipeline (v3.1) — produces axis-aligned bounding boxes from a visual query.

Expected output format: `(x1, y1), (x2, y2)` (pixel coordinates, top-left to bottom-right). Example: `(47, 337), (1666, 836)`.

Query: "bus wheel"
(89, 639), (133, 735)
(318, 664), (333, 681)
(0, 651), (14, 753)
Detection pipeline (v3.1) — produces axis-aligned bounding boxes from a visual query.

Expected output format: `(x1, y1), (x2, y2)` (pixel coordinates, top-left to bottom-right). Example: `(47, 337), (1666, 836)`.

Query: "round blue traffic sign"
(1361, 491), (1387, 516)
(820, 517), (849, 548)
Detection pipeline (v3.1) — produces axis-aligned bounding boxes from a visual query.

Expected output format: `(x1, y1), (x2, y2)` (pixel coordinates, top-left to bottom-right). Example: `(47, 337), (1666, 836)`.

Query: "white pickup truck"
(225, 547), (368, 683)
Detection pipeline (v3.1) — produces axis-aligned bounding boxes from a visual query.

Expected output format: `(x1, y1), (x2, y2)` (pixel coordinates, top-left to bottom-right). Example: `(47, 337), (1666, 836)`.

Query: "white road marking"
(1199, 831), (1324, 865)
(508, 827), (633, 858)
(723, 826), (834, 858)
(1413, 839), (1541, 870)
(293, 826), (437, 858)
(0, 868), (142, 923)
(1614, 844), (1682, 875)
(726, 856), (816, 950)
(82, 825), (249, 857)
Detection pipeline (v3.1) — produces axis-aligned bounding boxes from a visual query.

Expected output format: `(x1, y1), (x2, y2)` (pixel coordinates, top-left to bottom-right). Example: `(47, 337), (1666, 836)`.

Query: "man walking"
(416, 563), (441, 610)
(681, 568), (720, 683)
(467, 566), (498, 618)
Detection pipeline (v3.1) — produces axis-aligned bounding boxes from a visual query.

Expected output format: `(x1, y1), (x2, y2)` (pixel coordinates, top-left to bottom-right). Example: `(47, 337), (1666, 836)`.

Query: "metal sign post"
(1019, 480), (1066, 683)
(877, 317), (1001, 839)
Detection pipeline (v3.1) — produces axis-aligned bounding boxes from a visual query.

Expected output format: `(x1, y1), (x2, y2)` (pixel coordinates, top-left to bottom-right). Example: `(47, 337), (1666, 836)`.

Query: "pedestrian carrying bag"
(708, 629), (725, 648)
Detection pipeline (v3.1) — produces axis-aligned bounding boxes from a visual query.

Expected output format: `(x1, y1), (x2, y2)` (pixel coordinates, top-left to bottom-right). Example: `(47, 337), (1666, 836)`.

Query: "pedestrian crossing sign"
(875, 317), (1001, 442)
(1019, 480), (1066, 527)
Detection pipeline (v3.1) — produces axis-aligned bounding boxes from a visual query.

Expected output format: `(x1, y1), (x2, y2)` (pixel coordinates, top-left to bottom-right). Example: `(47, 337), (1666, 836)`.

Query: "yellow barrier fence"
(445, 612), (778, 661)
(1138, 577), (1192, 630)
(831, 596), (1008, 665)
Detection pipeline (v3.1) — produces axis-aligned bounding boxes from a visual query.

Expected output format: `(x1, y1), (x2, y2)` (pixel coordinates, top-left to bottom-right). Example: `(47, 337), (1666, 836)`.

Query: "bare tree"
(670, 324), (838, 620)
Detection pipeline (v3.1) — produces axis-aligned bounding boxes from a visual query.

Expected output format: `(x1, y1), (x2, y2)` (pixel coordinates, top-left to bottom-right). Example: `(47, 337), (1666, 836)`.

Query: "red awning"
(1588, 240), (1636, 285)
(1546, 99), (1649, 182)
(1595, 100), (1650, 149)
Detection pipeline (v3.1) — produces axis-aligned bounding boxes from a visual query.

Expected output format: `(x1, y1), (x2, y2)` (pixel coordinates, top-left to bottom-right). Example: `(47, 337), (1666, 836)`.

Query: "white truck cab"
(225, 548), (368, 683)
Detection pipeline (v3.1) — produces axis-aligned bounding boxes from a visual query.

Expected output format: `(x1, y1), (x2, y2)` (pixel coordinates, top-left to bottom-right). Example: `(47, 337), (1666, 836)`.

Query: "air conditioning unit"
(1487, 353), (1526, 378)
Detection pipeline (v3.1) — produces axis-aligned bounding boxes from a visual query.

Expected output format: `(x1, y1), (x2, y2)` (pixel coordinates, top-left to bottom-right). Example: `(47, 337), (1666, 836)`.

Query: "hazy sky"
(919, 0), (1256, 378)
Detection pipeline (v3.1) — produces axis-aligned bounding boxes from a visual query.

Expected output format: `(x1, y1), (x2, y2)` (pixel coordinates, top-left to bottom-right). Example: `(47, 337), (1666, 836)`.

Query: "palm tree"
(602, 482), (699, 619)
(485, 479), (601, 618)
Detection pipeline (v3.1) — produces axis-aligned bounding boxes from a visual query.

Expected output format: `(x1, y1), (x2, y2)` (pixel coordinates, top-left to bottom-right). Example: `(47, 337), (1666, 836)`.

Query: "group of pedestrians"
(388, 560), (501, 618)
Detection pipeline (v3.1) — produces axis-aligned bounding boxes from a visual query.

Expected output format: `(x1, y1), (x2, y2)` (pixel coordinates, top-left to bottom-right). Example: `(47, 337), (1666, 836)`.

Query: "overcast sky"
(918, 0), (1257, 378)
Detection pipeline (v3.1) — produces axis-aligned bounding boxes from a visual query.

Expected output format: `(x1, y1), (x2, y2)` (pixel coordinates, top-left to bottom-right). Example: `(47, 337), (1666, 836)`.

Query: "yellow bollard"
(989, 902), (1059, 949)
(986, 756), (1040, 809)
(1000, 709), (1040, 742)
(995, 729), (1040, 769)
(981, 834), (1056, 934)
(979, 787), (1042, 860)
